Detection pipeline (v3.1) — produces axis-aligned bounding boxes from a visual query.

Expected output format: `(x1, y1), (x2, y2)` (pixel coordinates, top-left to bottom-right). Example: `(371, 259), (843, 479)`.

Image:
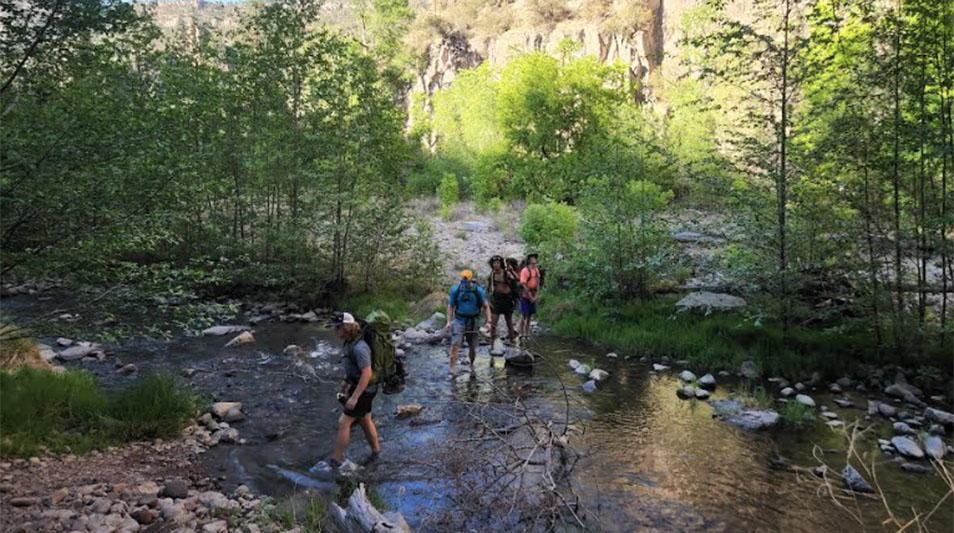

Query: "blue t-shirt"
(449, 281), (487, 323)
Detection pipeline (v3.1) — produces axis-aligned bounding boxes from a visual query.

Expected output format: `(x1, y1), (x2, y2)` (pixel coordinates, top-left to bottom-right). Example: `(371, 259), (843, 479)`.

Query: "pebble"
(117, 363), (137, 375)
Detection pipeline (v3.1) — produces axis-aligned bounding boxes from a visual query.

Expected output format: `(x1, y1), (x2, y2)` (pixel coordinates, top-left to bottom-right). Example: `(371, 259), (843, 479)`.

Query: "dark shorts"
(339, 383), (376, 418)
(451, 319), (478, 348)
(491, 292), (515, 315)
(519, 297), (537, 316)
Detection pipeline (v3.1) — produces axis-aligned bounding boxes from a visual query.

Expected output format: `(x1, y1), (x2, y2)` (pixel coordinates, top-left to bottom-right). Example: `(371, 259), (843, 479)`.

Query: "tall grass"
(541, 292), (928, 378)
(0, 367), (195, 457)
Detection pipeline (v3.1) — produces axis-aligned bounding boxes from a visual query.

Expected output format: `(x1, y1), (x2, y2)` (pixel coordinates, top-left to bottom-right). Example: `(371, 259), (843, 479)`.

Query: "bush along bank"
(539, 292), (953, 381)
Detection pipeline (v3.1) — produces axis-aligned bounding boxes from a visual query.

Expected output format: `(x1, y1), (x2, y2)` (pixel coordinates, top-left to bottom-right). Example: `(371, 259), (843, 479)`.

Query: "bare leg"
(449, 345), (459, 377)
(468, 338), (477, 370)
(331, 414), (356, 462)
(505, 313), (515, 344)
(489, 312), (500, 343)
(357, 414), (381, 453)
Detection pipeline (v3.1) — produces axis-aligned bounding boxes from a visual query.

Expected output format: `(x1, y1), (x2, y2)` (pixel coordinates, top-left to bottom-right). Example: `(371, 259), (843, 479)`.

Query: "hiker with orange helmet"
(445, 269), (491, 379)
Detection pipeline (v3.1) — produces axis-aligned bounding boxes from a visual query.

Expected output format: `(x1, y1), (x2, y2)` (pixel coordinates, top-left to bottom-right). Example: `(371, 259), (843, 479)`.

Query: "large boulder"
(923, 435), (946, 460)
(58, 343), (101, 361)
(709, 399), (780, 431)
(415, 312), (446, 332)
(401, 328), (430, 344)
(676, 291), (746, 312)
(885, 383), (925, 407)
(924, 407), (954, 426)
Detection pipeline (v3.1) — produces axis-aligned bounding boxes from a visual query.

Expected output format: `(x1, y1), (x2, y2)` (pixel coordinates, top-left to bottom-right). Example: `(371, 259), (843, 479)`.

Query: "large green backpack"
(360, 310), (405, 394)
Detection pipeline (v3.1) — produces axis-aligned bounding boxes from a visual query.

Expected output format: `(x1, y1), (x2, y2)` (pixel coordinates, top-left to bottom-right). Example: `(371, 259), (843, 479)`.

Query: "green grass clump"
(0, 367), (195, 457)
(780, 400), (814, 426)
(733, 382), (773, 409)
(267, 495), (327, 533)
(540, 291), (943, 379)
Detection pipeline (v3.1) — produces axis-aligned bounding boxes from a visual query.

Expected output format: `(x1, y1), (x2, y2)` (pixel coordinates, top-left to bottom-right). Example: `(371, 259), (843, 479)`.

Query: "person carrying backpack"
(518, 253), (542, 342)
(445, 269), (491, 379)
(310, 311), (382, 476)
(487, 255), (517, 346)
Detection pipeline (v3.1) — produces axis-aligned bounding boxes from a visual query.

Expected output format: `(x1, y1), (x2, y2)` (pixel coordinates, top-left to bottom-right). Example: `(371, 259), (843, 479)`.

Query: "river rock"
(203, 519), (228, 533)
(795, 394), (816, 407)
(212, 402), (242, 419)
(676, 291), (746, 312)
(582, 380), (597, 394)
(504, 348), (534, 366)
(568, 359), (581, 370)
(117, 363), (137, 375)
(826, 420), (844, 428)
(740, 361), (760, 380)
(901, 462), (933, 474)
(780, 387), (795, 397)
(821, 411), (839, 420)
(574, 364), (591, 376)
(694, 388), (711, 400)
(415, 312), (446, 332)
(201, 325), (249, 336)
(891, 436), (925, 459)
(833, 399), (854, 408)
(709, 399), (780, 430)
(836, 377), (853, 388)
(842, 465), (874, 493)
(929, 424), (945, 435)
(131, 506), (158, 525)
(58, 343), (101, 361)
(679, 370), (697, 383)
(794, 382), (806, 392)
(606, 352), (618, 359)
(222, 407), (244, 423)
(282, 345), (302, 357)
(698, 374), (716, 388)
(402, 328), (429, 344)
(161, 479), (190, 499)
(893, 422), (916, 435)
(652, 364), (670, 372)
(923, 436), (946, 460)
(10, 496), (39, 507)
(56, 337), (73, 347)
(879, 402), (899, 418)
(829, 383), (842, 393)
(589, 368), (609, 381)
(885, 383), (925, 406)
(677, 386), (695, 399)
(225, 331), (254, 347)
(396, 404), (423, 419)
(924, 407), (954, 426)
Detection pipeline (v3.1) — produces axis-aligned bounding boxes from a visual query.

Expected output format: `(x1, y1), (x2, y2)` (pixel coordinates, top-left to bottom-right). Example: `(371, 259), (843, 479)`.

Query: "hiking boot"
(362, 450), (381, 465)
(308, 458), (341, 477)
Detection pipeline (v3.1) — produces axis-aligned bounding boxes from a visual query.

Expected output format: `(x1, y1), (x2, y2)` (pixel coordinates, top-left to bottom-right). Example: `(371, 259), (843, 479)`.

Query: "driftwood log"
(329, 483), (411, 533)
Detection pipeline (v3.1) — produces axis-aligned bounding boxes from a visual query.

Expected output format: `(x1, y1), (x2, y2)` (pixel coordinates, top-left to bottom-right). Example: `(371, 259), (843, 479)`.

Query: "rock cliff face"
(413, 0), (713, 103)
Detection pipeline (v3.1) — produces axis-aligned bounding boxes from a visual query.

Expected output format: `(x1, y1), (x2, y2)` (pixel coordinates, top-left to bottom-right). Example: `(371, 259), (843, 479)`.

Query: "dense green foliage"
(1, 0), (434, 305)
(0, 368), (196, 457)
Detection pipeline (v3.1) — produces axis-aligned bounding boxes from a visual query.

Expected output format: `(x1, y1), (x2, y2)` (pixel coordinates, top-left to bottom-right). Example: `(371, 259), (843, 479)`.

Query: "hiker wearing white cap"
(310, 311), (381, 476)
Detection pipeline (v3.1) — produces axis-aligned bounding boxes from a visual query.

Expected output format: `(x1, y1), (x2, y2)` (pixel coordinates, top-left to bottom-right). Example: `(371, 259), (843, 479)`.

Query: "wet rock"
(740, 361), (760, 380)
(225, 331), (255, 347)
(879, 403), (899, 418)
(890, 436), (925, 459)
(829, 383), (842, 393)
(826, 420), (845, 428)
(201, 325), (249, 336)
(582, 380), (597, 394)
(901, 462), (933, 474)
(795, 394), (816, 407)
(833, 399), (854, 408)
(58, 343), (101, 361)
(842, 465), (874, 493)
(780, 387), (795, 397)
(676, 386), (695, 399)
(698, 374), (716, 388)
(924, 407), (954, 426)
(694, 388), (711, 400)
(568, 359), (581, 370)
(709, 399), (780, 431)
(117, 363), (137, 375)
(588, 368), (609, 382)
(923, 436), (946, 460)
(396, 404), (423, 419)
(222, 407), (245, 423)
(652, 364), (670, 372)
(821, 411), (839, 420)
(56, 337), (73, 347)
(606, 352), (618, 358)
(885, 383), (925, 407)
(679, 370), (697, 383)
(718, 370), (731, 377)
(676, 291), (746, 312)
(282, 345), (302, 358)
(893, 422), (916, 435)
(929, 424), (945, 435)
(504, 348), (534, 366)
(415, 312), (446, 332)
(213, 428), (239, 444)
(795, 382), (806, 392)
(10, 496), (39, 507)
(212, 402), (242, 419)
(574, 364), (591, 376)
(161, 479), (190, 499)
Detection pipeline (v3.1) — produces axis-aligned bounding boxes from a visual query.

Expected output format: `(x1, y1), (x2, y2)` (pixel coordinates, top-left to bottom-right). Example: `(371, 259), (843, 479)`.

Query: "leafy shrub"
(438, 172), (460, 219)
(519, 202), (579, 256)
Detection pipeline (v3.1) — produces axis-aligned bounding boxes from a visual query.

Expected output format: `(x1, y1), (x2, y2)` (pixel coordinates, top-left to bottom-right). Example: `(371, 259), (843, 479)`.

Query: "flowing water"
(8, 295), (952, 532)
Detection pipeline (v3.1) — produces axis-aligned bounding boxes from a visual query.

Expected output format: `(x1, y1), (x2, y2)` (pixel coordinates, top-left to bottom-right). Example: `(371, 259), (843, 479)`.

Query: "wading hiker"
(518, 254), (542, 342)
(487, 255), (518, 346)
(445, 269), (491, 379)
(310, 312), (382, 475)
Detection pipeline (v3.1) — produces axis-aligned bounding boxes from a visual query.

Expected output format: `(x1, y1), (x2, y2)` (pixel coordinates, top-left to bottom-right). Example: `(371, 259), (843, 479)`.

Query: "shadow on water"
(17, 300), (953, 533)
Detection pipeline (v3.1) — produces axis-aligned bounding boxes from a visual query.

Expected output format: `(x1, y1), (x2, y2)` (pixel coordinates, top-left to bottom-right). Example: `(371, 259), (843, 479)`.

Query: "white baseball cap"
(329, 312), (356, 326)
